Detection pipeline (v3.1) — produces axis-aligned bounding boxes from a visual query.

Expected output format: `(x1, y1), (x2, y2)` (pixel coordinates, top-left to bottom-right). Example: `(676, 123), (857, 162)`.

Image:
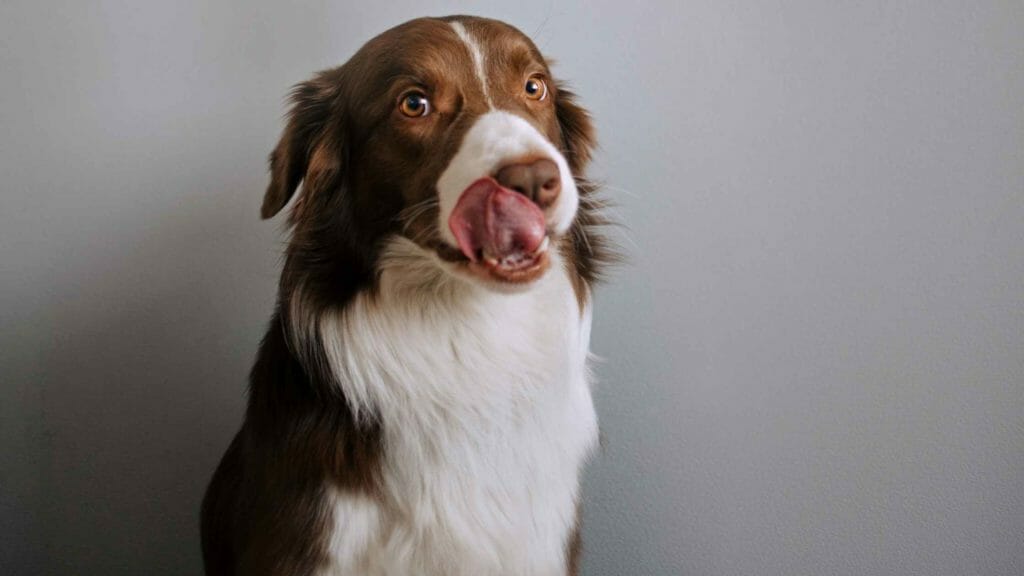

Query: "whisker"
(397, 197), (439, 233)
(597, 183), (640, 200)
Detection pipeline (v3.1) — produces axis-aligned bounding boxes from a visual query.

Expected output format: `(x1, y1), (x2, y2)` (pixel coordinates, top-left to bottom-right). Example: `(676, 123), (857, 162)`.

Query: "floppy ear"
(554, 83), (597, 175)
(261, 72), (342, 219)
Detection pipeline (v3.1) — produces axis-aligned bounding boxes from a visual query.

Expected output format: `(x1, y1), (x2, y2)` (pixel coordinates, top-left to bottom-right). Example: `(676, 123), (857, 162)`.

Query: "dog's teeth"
(482, 239), (550, 270)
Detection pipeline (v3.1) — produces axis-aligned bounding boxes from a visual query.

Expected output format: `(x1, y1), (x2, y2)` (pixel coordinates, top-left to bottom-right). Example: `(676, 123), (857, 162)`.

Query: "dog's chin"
(435, 234), (555, 291)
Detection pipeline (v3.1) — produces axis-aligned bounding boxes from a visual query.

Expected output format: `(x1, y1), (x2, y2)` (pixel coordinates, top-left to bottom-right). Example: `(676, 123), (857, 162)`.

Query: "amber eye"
(524, 75), (547, 101)
(399, 91), (431, 117)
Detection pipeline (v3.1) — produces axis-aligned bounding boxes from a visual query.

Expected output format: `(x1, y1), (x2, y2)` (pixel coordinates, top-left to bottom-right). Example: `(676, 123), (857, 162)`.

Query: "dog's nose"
(494, 158), (561, 209)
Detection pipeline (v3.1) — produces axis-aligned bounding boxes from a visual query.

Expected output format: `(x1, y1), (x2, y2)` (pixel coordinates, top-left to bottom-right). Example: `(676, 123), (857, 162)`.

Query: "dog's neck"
(290, 235), (590, 431)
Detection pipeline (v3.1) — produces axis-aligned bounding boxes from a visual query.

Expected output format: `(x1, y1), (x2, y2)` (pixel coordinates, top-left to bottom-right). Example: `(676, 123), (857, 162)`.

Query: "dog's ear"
(261, 71), (344, 220)
(554, 83), (597, 175)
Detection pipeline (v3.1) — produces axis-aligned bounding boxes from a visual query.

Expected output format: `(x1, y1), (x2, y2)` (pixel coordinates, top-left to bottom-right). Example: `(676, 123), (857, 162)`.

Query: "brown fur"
(201, 15), (611, 575)
(565, 502), (585, 576)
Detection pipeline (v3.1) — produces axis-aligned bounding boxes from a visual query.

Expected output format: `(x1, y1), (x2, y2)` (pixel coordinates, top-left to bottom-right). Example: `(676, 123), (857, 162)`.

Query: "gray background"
(1, 1), (1021, 575)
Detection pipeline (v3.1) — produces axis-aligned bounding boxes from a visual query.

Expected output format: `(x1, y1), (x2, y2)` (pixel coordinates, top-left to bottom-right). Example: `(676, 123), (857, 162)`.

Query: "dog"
(201, 15), (612, 575)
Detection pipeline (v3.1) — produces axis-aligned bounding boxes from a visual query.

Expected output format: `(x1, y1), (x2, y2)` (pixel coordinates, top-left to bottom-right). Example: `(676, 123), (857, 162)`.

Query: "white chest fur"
(315, 238), (598, 576)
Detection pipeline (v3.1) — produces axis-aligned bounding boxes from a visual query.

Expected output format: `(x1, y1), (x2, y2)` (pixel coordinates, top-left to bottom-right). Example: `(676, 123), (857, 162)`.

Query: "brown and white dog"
(201, 15), (611, 576)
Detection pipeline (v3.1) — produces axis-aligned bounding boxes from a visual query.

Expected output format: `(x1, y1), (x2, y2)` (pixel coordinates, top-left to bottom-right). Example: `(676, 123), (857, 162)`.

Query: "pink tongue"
(449, 178), (546, 262)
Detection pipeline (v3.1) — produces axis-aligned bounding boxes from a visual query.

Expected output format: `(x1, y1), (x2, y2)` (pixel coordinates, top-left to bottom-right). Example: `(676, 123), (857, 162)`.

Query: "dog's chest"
(321, 254), (598, 575)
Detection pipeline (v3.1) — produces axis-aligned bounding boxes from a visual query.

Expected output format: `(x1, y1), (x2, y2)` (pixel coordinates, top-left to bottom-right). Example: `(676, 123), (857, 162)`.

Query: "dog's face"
(262, 16), (595, 291)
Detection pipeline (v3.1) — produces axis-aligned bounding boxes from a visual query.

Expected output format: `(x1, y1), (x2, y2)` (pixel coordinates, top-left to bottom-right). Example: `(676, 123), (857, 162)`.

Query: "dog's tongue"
(449, 178), (546, 263)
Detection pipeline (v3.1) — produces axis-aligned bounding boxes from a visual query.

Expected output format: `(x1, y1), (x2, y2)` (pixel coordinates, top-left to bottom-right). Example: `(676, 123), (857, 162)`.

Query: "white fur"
(450, 21), (494, 108)
(315, 237), (597, 576)
(322, 491), (382, 574)
(436, 111), (580, 249)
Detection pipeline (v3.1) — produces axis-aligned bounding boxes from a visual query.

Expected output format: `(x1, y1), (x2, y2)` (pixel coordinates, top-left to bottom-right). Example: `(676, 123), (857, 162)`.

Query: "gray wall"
(2, 1), (1021, 575)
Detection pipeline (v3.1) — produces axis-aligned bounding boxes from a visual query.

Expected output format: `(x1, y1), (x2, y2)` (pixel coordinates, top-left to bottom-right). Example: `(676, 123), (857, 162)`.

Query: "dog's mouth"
(441, 177), (553, 284)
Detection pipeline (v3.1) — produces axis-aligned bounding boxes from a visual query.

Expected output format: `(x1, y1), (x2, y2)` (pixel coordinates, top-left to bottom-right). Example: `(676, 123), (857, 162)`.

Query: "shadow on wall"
(7, 193), (274, 575)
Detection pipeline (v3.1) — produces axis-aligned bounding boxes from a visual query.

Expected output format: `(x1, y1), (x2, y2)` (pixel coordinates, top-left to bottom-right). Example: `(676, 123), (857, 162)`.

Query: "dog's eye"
(524, 75), (547, 101)
(399, 92), (431, 117)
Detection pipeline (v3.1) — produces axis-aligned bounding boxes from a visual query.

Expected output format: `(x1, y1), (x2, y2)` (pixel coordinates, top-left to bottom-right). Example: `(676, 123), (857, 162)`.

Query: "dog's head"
(264, 16), (597, 296)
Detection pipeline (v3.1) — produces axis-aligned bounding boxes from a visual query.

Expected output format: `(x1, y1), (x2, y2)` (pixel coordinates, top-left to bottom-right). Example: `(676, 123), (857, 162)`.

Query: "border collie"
(201, 15), (612, 575)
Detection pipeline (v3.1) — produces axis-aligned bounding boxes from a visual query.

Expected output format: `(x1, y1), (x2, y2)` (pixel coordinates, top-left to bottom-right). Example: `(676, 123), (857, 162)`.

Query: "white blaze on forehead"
(449, 21), (493, 108)
(436, 111), (579, 248)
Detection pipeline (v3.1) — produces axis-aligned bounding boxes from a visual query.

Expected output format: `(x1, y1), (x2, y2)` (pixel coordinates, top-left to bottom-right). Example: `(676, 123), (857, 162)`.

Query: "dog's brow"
(448, 21), (493, 109)
(385, 73), (429, 90)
